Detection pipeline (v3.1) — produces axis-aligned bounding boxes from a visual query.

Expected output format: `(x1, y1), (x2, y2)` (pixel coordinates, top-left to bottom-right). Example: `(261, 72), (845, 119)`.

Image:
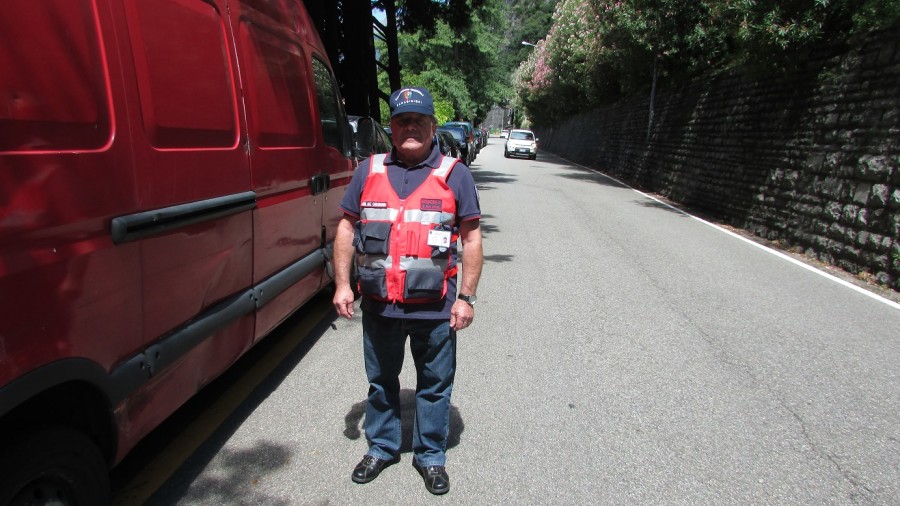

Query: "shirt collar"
(386, 143), (442, 170)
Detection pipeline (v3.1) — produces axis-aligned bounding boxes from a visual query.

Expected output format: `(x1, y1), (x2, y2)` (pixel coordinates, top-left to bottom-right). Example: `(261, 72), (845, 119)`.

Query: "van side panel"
(108, 0), (257, 456)
(118, 0), (253, 342)
(0, 0), (143, 384)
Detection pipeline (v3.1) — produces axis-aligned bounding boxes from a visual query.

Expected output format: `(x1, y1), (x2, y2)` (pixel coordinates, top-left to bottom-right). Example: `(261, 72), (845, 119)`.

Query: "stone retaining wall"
(534, 26), (900, 290)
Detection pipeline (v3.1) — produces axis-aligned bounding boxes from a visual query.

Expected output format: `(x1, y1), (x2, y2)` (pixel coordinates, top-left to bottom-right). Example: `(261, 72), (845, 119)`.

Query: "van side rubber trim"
(254, 246), (329, 308)
(106, 243), (332, 404)
(108, 287), (258, 403)
(110, 191), (258, 244)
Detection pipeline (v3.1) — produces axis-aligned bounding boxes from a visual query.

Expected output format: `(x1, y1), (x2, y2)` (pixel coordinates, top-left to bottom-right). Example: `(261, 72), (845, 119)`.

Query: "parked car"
(437, 126), (473, 165)
(435, 130), (460, 159)
(504, 129), (539, 160)
(472, 128), (484, 150)
(349, 115), (393, 160)
(0, 1), (358, 502)
(442, 121), (478, 161)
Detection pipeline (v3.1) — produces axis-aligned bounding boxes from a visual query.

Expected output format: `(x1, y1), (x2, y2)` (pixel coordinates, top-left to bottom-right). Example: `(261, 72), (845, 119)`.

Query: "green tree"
(396, 0), (509, 124)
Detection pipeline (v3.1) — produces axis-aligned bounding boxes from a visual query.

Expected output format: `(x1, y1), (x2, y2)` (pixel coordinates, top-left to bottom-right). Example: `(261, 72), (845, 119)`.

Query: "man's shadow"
(344, 388), (464, 452)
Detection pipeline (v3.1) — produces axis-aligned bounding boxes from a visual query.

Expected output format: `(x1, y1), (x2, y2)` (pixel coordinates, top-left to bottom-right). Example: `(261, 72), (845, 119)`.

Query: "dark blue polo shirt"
(340, 144), (481, 319)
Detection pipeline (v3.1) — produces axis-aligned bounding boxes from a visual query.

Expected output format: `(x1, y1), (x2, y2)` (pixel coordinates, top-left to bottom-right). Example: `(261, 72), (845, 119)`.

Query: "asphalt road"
(118, 138), (900, 505)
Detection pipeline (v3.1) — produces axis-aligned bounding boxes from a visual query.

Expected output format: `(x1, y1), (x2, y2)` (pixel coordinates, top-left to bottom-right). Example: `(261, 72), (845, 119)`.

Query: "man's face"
(390, 113), (436, 164)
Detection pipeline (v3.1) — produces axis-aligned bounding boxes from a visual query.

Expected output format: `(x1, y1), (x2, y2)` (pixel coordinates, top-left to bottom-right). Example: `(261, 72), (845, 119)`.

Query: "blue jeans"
(362, 312), (456, 467)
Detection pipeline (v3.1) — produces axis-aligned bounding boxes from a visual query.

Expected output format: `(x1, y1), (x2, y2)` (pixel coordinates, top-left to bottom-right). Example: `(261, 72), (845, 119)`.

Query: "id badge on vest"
(427, 229), (452, 248)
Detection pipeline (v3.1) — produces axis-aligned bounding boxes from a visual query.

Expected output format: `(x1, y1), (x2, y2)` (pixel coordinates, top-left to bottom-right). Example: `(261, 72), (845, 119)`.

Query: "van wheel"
(0, 426), (110, 506)
(504, 149), (510, 158)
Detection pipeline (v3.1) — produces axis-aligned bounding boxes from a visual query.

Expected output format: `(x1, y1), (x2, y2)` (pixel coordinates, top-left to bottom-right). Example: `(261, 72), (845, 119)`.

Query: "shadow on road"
(557, 166), (630, 188)
(634, 199), (691, 217)
(478, 213), (500, 237)
(148, 442), (293, 505)
(471, 170), (516, 190)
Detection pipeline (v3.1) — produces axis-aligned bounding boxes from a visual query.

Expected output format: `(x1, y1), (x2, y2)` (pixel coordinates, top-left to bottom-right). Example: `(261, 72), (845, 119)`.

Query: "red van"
(0, 1), (356, 502)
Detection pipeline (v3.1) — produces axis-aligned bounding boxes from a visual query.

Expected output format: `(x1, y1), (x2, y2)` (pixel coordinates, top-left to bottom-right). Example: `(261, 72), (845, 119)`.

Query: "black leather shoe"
(351, 454), (399, 484)
(413, 459), (450, 495)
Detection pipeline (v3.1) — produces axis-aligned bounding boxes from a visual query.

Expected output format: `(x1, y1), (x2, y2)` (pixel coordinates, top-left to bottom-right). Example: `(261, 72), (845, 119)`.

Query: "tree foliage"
(385, 0), (509, 125)
(514, 0), (900, 126)
(375, 0), (489, 35)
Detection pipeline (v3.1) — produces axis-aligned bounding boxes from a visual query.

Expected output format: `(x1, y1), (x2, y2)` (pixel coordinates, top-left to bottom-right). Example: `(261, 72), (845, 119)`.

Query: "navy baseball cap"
(389, 87), (435, 117)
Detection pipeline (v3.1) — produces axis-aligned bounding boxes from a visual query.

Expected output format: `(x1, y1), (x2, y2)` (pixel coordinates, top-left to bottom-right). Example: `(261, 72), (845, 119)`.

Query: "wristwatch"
(458, 294), (477, 307)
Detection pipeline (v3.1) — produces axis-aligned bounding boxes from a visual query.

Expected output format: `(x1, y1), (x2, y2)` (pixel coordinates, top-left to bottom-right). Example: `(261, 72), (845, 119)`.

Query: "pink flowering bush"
(513, 0), (900, 126)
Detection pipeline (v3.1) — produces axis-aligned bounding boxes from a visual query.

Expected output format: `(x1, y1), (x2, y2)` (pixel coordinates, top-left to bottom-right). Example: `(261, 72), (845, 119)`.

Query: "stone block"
(828, 221), (846, 239)
(857, 154), (892, 181)
(889, 189), (900, 210)
(825, 201), (843, 221)
(806, 153), (826, 172)
(856, 208), (870, 227)
(870, 184), (891, 207)
(842, 204), (860, 224)
(853, 183), (872, 205)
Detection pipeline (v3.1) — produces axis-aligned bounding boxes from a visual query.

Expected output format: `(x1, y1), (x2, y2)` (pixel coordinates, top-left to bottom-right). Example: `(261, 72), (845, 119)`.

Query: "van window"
(0, 0), (112, 152)
(240, 0), (298, 31)
(125, 0), (238, 149)
(239, 22), (315, 147)
(312, 58), (348, 154)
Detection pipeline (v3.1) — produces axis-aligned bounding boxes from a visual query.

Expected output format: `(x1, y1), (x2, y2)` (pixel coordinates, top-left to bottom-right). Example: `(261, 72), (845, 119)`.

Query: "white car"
(504, 129), (538, 160)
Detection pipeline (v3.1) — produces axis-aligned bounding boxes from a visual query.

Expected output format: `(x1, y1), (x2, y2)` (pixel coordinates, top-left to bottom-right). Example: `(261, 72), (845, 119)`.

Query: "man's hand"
(333, 284), (355, 319)
(450, 299), (474, 330)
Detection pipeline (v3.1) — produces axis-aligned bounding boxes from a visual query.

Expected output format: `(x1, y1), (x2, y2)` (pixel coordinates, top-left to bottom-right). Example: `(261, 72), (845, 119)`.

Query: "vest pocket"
(357, 266), (388, 299)
(403, 269), (445, 300)
(356, 221), (392, 255)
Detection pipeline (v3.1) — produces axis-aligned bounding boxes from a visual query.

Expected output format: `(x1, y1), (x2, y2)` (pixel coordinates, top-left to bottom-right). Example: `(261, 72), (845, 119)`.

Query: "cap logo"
(395, 88), (425, 106)
(399, 88), (424, 99)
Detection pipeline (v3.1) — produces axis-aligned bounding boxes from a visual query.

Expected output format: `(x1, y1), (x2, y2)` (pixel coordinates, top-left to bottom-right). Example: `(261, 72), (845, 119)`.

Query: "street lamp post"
(515, 41), (538, 128)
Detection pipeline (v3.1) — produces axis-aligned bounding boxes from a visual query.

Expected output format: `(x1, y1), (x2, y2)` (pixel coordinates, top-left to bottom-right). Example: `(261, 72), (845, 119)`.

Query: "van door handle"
(310, 174), (331, 195)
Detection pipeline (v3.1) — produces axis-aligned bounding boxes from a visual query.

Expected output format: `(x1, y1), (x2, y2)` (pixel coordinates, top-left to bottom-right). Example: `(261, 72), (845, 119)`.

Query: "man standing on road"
(332, 86), (483, 495)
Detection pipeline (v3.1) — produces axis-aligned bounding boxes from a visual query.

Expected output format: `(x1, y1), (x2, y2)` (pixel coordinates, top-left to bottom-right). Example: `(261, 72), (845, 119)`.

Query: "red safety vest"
(355, 153), (459, 303)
